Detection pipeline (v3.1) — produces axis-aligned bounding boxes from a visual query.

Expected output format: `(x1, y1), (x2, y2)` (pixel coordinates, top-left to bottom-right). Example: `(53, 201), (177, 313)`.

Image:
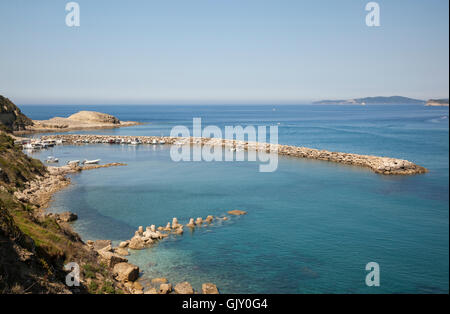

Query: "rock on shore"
(113, 262), (140, 282)
(202, 283), (219, 294)
(174, 281), (194, 294)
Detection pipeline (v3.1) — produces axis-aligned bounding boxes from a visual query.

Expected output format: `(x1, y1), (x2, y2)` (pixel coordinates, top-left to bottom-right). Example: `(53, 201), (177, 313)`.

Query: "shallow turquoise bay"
(24, 105), (449, 293)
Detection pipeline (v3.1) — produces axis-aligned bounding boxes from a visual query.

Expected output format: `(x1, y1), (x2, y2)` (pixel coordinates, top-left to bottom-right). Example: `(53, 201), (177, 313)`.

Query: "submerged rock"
(227, 210), (247, 216)
(151, 277), (168, 284)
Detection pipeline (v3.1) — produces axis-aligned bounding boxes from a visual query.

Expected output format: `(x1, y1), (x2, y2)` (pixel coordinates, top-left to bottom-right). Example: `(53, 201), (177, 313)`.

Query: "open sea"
(21, 104), (449, 293)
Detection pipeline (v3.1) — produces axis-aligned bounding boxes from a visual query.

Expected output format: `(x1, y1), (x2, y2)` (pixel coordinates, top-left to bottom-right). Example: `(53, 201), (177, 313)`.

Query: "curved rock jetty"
(39, 134), (428, 175)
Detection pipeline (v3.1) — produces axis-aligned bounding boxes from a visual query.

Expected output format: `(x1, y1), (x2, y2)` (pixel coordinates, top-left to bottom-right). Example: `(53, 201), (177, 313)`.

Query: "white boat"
(174, 140), (187, 146)
(23, 143), (33, 150)
(130, 138), (141, 145)
(67, 160), (80, 166)
(159, 139), (166, 144)
(45, 156), (59, 163)
(43, 140), (56, 147)
(151, 139), (158, 145)
(82, 159), (100, 165)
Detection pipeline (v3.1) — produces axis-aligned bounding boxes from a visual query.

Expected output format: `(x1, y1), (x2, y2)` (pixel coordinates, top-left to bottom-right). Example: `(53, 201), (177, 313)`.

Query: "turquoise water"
(23, 105), (449, 293)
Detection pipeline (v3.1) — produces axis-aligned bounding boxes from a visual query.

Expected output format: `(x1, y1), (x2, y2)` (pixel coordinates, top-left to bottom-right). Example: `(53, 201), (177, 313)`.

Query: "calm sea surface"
(22, 104), (449, 293)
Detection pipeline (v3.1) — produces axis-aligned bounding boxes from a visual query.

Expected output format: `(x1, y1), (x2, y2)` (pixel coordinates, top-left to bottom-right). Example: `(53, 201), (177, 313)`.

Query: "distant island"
(425, 99), (449, 107)
(314, 96), (426, 105)
(28, 110), (140, 133)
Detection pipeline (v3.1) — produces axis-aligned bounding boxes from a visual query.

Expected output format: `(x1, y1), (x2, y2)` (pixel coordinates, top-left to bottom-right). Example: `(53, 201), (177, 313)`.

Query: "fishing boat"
(32, 143), (43, 149)
(67, 160), (80, 166)
(82, 159), (100, 165)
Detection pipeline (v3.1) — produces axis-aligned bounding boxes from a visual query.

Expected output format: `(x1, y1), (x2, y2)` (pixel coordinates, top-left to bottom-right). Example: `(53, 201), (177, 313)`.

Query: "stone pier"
(39, 134), (428, 175)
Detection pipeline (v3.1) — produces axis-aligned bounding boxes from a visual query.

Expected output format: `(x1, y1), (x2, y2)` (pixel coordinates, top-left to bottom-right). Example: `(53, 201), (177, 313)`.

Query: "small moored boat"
(82, 159), (101, 165)
(130, 138), (141, 145)
(46, 156), (59, 163)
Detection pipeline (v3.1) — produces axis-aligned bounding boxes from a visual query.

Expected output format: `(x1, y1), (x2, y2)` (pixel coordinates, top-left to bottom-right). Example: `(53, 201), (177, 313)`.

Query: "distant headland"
(425, 99), (449, 107)
(313, 96), (426, 105)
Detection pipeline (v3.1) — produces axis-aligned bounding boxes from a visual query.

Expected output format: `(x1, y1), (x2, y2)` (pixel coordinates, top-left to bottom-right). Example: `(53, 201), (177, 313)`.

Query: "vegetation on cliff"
(0, 96), (33, 132)
(0, 133), (122, 294)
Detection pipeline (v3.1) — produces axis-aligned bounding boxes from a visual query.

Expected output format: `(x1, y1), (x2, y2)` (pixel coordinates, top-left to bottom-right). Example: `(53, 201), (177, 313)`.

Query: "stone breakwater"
(121, 215), (234, 251)
(86, 214), (232, 294)
(40, 134), (428, 175)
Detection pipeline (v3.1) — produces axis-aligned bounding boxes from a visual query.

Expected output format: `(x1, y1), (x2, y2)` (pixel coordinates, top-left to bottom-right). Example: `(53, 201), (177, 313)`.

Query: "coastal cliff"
(0, 132), (130, 294)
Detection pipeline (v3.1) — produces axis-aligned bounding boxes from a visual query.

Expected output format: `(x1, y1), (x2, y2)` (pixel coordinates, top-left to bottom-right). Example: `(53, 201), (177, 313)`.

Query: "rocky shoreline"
(39, 134), (428, 175)
(16, 161), (222, 294)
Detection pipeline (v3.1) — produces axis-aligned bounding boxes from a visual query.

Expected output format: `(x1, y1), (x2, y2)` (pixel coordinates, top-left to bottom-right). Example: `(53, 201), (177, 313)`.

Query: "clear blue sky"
(0, 0), (448, 105)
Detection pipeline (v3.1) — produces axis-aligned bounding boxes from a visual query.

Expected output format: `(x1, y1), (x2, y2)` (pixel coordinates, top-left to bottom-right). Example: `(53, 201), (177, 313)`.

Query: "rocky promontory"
(25, 110), (140, 133)
(425, 99), (449, 107)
